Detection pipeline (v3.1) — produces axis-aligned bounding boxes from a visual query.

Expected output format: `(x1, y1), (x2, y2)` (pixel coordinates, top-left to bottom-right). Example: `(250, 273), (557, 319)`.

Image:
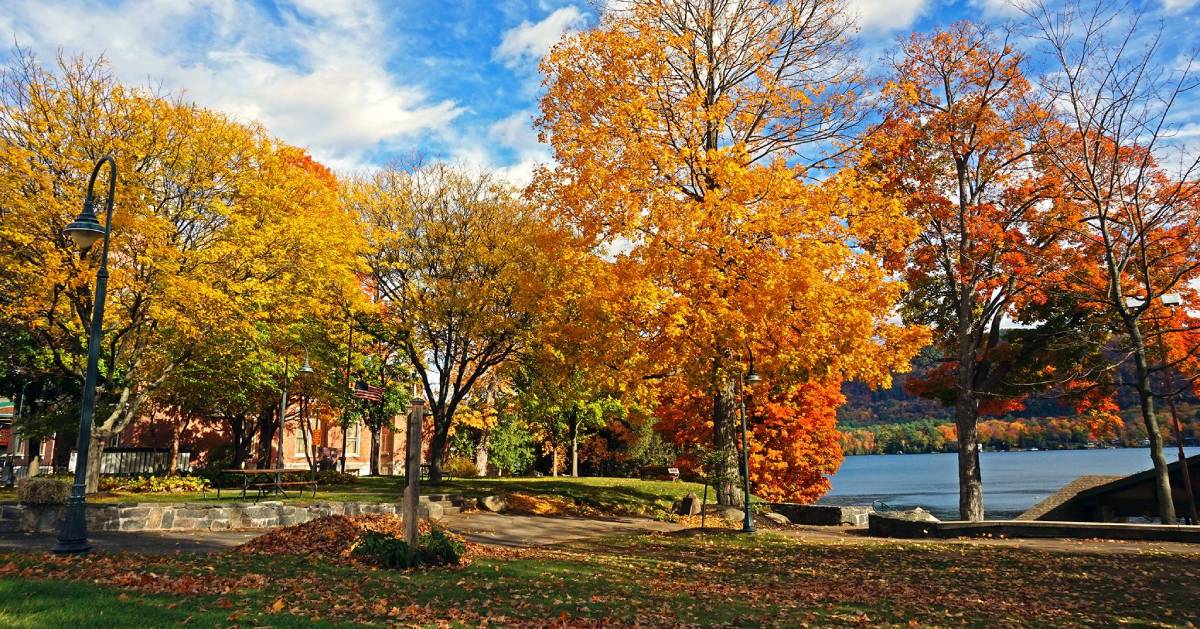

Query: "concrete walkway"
(0, 529), (261, 554)
(0, 512), (680, 554)
(441, 512), (680, 547)
(778, 524), (1200, 556)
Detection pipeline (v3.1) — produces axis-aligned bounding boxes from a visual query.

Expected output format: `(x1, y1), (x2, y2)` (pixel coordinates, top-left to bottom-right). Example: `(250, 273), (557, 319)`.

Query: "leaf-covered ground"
(0, 476), (709, 518)
(2, 530), (1197, 627)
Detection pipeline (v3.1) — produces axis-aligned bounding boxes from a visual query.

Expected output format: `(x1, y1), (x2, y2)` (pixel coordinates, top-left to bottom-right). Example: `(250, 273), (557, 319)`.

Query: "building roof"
(1018, 475), (1124, 521)
(1074, 453), (1200, 501)
(0, 398), (12, 419)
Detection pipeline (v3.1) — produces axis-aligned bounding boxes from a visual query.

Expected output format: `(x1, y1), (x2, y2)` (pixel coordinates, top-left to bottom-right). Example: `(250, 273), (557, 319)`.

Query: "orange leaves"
(655, 379), (845, 504)
(747, 381), (845, 504)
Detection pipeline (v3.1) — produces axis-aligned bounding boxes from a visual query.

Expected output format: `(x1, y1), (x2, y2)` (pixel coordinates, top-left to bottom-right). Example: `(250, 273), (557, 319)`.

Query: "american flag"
(353, 381), (384, 402)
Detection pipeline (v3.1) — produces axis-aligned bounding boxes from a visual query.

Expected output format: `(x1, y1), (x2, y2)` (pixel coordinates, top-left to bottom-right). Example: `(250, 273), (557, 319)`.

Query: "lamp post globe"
(64, 202), (106, 252)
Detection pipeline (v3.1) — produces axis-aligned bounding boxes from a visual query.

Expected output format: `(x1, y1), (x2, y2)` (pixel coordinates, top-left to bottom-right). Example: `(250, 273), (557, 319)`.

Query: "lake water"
(822, 447), (1200, 519)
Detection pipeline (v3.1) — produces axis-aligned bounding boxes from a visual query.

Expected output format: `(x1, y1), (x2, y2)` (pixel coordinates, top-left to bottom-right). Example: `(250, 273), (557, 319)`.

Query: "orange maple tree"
(535, 0), (925, 506)
(655, 379), (843, 504)
(856, 21), (1070, 520)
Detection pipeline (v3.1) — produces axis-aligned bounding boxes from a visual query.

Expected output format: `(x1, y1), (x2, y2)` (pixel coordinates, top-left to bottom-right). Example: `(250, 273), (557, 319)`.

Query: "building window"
(345, 422), (360, 455)
(295, 429), (309, 454)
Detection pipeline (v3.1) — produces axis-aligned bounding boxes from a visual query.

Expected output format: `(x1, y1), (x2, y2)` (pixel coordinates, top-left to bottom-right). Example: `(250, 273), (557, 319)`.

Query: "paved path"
(442, 512), (680, 547)
(0, 529), (261, 554)
(777, 525), (1200, 556)
(0, 513), (679, 554)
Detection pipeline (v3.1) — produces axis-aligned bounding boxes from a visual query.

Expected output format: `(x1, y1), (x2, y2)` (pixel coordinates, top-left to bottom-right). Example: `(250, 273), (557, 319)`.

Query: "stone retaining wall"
(0, 500), (441, 534)
(768, 503), (873, 526)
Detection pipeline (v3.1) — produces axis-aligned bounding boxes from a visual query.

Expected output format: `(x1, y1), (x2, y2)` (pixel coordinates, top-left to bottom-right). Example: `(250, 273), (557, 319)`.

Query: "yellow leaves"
(0, 53), (364, 406)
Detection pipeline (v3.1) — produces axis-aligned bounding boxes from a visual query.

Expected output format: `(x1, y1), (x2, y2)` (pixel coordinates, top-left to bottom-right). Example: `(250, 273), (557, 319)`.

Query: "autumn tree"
(353, 163), (562, 481)
(856, 22), (1085, 520)
(1024, 0), (1200, 523)
(0, 53), (363, 490)
(535, 0), (925, 505)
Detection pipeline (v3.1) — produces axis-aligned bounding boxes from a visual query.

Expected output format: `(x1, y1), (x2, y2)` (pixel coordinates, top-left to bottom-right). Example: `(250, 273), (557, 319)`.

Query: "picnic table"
(216, 468), (317, 500)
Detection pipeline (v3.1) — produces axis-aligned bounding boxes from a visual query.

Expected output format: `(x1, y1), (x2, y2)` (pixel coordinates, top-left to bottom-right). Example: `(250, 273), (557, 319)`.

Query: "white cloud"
(969, 0), (1033, 18)
(845, 0), (928, 34)
(2, 0), (462, 173)
(1163, 0), (1200, 12)
(495, 6), (586, 68)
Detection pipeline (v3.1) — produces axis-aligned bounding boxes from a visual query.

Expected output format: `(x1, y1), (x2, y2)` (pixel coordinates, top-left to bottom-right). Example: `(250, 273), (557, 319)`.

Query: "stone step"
(440, 506), (461, 516)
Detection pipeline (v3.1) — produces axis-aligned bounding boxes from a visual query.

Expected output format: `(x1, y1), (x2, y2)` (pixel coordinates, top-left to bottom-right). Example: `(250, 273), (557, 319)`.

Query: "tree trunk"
(85, 431), (105, 494)
(1130, 335), (1177, 523)
(570, 416), (579, 477)
(712, 376), (740, 507)
(427, 410), (451, 482)
(26, 438), (41, 477)
(168, 429), (182, 477)
(552, 447), (560, 477)
(955, 309), (985, 521)
(955, 394), (984, 521)
(255, 406), (277, 469)
(369, 427), (380, 476)
(230, 415), (247, 468)
(474, 429), (490, 477)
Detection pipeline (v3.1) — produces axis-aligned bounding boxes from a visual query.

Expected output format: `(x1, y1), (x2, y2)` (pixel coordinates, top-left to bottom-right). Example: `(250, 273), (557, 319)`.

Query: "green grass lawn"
(1, 531), (1197, 627)
(0, 476), (708, 517)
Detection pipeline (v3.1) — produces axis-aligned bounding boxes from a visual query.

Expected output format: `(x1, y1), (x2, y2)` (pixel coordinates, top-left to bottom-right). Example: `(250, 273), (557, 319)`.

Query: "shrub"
(352, 531), (416, 568)
(351, 527), (466, 569)
(100, 474), (210, 493)
(443, 456), (479, 479)
(418, 528), (466, 566)
(17, 477), (70, 505)
(315, 469), (359, 485)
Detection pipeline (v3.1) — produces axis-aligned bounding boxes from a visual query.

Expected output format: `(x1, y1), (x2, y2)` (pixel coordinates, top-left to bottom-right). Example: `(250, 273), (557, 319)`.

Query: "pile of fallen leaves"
(502, 492), (603, 517)
(238, 514), (432, 561)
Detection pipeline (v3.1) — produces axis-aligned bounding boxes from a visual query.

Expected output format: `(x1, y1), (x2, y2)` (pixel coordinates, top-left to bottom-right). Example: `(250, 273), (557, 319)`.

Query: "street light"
(739, 364), (762, 534)
(54, 156), (117, 554)
(276, 345), (313, 492)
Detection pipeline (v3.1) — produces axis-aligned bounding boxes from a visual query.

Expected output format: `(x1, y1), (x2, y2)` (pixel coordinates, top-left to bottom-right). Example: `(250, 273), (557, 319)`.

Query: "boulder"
(896, 507), (939, 523)
(762, 512), (791, 526)
(419, 501), (445, 521)
(479, 495), (507, 513)
(717, 507), (745, 523)
(675, 493), (702, 516)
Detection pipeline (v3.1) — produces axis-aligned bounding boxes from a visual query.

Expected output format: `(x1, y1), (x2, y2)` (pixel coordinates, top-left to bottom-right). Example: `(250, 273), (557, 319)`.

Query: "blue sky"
(2, 0), (1197, 180)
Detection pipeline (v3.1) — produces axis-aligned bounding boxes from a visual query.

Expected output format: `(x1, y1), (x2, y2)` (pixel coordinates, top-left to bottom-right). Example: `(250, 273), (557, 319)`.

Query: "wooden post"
(403, 395), (424, 549)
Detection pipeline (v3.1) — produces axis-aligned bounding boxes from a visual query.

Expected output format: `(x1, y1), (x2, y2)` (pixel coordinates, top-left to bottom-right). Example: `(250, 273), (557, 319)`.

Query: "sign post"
(403, 394), (424, 549)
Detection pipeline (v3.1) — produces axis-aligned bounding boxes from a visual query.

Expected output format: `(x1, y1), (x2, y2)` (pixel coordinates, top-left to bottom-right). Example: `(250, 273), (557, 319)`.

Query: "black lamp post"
(739, 364), (761, 534)
(276, 345), (313, 491)
(54, 156), (117, 554)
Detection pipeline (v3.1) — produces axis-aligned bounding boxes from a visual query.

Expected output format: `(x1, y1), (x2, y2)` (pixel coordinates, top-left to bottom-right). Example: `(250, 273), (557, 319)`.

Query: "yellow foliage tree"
(0, 53), (364, 490)
(534, 0), (927, 504)
(351, 163), (567, 480)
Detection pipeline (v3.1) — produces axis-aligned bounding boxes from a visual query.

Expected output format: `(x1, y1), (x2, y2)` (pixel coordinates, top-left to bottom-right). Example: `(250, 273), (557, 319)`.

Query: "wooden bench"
(638, 466), (681, 482)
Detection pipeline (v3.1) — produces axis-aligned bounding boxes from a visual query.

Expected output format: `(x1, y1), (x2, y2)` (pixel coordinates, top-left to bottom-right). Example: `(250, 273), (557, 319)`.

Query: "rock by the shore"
(892, 507), (939, 523)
